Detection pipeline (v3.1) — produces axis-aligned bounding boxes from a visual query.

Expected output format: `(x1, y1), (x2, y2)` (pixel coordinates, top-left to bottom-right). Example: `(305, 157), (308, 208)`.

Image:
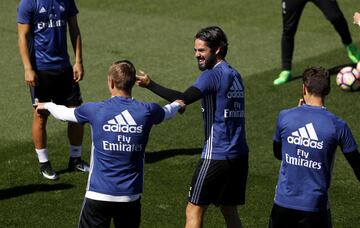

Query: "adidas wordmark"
(287, 123), (324, 149)
(102, 110), (143, 133)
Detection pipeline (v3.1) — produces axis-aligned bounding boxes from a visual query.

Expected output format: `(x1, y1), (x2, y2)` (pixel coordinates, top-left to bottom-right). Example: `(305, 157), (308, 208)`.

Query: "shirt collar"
(213, 60), (224, 69)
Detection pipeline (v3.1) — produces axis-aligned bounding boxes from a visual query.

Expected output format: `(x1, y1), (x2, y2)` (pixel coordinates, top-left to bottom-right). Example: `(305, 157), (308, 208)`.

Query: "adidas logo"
(287, 123), (323, 149)
(227, 77), (244, 98)
(39, 7), (47, 13)
(102, 110), (143, 133)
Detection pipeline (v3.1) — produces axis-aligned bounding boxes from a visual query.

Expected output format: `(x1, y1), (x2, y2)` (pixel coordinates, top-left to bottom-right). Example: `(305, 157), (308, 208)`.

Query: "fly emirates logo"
(287, 123), (323, 149)
(103, 110), (143, 134)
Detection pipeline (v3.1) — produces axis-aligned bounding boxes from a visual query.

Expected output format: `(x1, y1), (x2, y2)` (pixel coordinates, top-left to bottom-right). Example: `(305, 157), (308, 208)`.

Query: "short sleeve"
(148, 103), (165, 125)
(74, 103), (94, 124)
(338, 122), (358, 153)
(67, 0), (79, 17)
(192, 71), (217, 95)
(17, 0), (34, 24)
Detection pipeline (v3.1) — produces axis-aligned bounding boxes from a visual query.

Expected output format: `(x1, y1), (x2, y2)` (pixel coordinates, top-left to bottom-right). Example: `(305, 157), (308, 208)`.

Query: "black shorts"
(30, 67), (82, 107)
(78, 198), (141, 228)
(268, 203), (332, 228)
(188, 156), (248, 206)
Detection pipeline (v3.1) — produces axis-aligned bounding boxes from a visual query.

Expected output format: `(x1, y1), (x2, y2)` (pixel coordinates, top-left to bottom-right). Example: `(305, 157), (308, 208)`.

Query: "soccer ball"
(336, 66), (360, 91)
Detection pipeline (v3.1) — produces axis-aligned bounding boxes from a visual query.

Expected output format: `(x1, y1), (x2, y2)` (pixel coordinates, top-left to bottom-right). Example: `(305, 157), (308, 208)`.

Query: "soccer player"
(136, 26), (249, 228)
(17, 0), (88, 179)
(273, 0), (360, 85)
(36, 60), (184, 228)
(269, 67), (360, 227)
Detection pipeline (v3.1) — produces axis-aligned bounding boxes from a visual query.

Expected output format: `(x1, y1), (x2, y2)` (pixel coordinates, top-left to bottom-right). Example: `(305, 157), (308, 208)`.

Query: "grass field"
(1, 0), (360, 227)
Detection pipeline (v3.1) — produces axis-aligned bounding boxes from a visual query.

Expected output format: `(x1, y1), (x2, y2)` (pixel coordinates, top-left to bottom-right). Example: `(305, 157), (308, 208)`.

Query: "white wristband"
(162, 101), (181, 121)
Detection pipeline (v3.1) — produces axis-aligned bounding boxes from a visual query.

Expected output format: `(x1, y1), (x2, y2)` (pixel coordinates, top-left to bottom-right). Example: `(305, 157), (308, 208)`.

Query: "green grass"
(1, 0), (360, 227)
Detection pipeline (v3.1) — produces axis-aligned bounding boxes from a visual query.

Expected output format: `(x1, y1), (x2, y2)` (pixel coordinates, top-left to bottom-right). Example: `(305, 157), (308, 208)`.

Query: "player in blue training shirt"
(17, 0), (88, 180)
(136, 26), (248, 228)
(36, 60), (184, 228)
(269, 67), (360, 227)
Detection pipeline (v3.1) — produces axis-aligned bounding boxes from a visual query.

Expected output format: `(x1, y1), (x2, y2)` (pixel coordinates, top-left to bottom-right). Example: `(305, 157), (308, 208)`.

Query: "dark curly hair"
(194, 26), (228, 58)
(302, 67), (330, 97)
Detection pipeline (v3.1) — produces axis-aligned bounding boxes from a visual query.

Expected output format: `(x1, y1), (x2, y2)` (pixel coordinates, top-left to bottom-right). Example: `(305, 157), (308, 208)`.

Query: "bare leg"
(67, 107), (88, 172)
(32, 109), (49, 150)
(185, 202), (208, 228)
(220, 206), (242, 228)
(67, 121), (83, 146)
(33, 109), (58, 179)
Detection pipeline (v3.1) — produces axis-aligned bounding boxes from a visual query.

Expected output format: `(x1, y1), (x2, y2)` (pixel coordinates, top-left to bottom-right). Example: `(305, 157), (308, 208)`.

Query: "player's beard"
(197, 53), (217, 71)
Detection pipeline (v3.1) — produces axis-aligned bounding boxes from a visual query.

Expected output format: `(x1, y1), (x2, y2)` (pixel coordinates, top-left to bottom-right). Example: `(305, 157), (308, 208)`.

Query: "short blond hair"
(108, 60), (136, 91)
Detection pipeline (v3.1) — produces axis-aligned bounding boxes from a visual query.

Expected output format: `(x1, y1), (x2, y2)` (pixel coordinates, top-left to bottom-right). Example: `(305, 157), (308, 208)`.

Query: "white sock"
(70, 145), (82, 158)
(36, 148), (49, 163)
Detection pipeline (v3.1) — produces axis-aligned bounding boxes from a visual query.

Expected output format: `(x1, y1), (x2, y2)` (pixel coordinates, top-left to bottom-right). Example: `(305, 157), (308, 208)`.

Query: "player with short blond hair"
(36, 60), (184, 228)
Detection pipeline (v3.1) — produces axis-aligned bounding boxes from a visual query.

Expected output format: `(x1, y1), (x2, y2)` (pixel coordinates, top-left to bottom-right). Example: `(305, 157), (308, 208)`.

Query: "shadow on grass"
(258, 41), (360, 85)
(0, 183), (74, 200)
(289, 63), (356, 81)
(56, 168), (76, 175)
(145, 148), (202, 163)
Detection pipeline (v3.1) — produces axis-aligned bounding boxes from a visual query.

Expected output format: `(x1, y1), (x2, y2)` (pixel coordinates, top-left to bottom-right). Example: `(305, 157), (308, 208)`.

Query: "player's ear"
(108, 76), (115, 89)
(215, 47), (221, 55)
(302, 84), (307, 96)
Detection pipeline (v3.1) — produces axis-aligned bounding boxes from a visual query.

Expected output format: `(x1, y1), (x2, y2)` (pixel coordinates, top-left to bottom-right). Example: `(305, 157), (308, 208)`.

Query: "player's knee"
(220, 205), (238, 216)
(186, 203), (205, 219)
(185, 205), (204, 228)
(282, 22), (298, 37)
(34, 111), (49, 123)
(282, 28), (296, 38)
(186, 204), (196, 219)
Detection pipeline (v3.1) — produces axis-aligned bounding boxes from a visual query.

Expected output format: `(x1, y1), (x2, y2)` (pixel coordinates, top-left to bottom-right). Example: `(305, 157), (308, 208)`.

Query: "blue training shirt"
(273, 104), (357, 212)
(17, 0), (78, 70)
(74, 96), (164, 199)
(192, 61), (249, 160)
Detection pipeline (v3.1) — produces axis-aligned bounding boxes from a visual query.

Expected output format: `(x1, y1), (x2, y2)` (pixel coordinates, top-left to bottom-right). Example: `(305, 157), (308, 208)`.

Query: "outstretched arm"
(344, 150), (360, 181)
(136, 71), (202, 105)
(162, 100), (185, 121)
(147, 80), (184, 102)
(36, 102), (78, 123)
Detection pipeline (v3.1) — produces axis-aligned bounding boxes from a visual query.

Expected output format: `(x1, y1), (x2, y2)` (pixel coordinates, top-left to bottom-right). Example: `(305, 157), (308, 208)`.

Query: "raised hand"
(136, 70), (151, 87)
